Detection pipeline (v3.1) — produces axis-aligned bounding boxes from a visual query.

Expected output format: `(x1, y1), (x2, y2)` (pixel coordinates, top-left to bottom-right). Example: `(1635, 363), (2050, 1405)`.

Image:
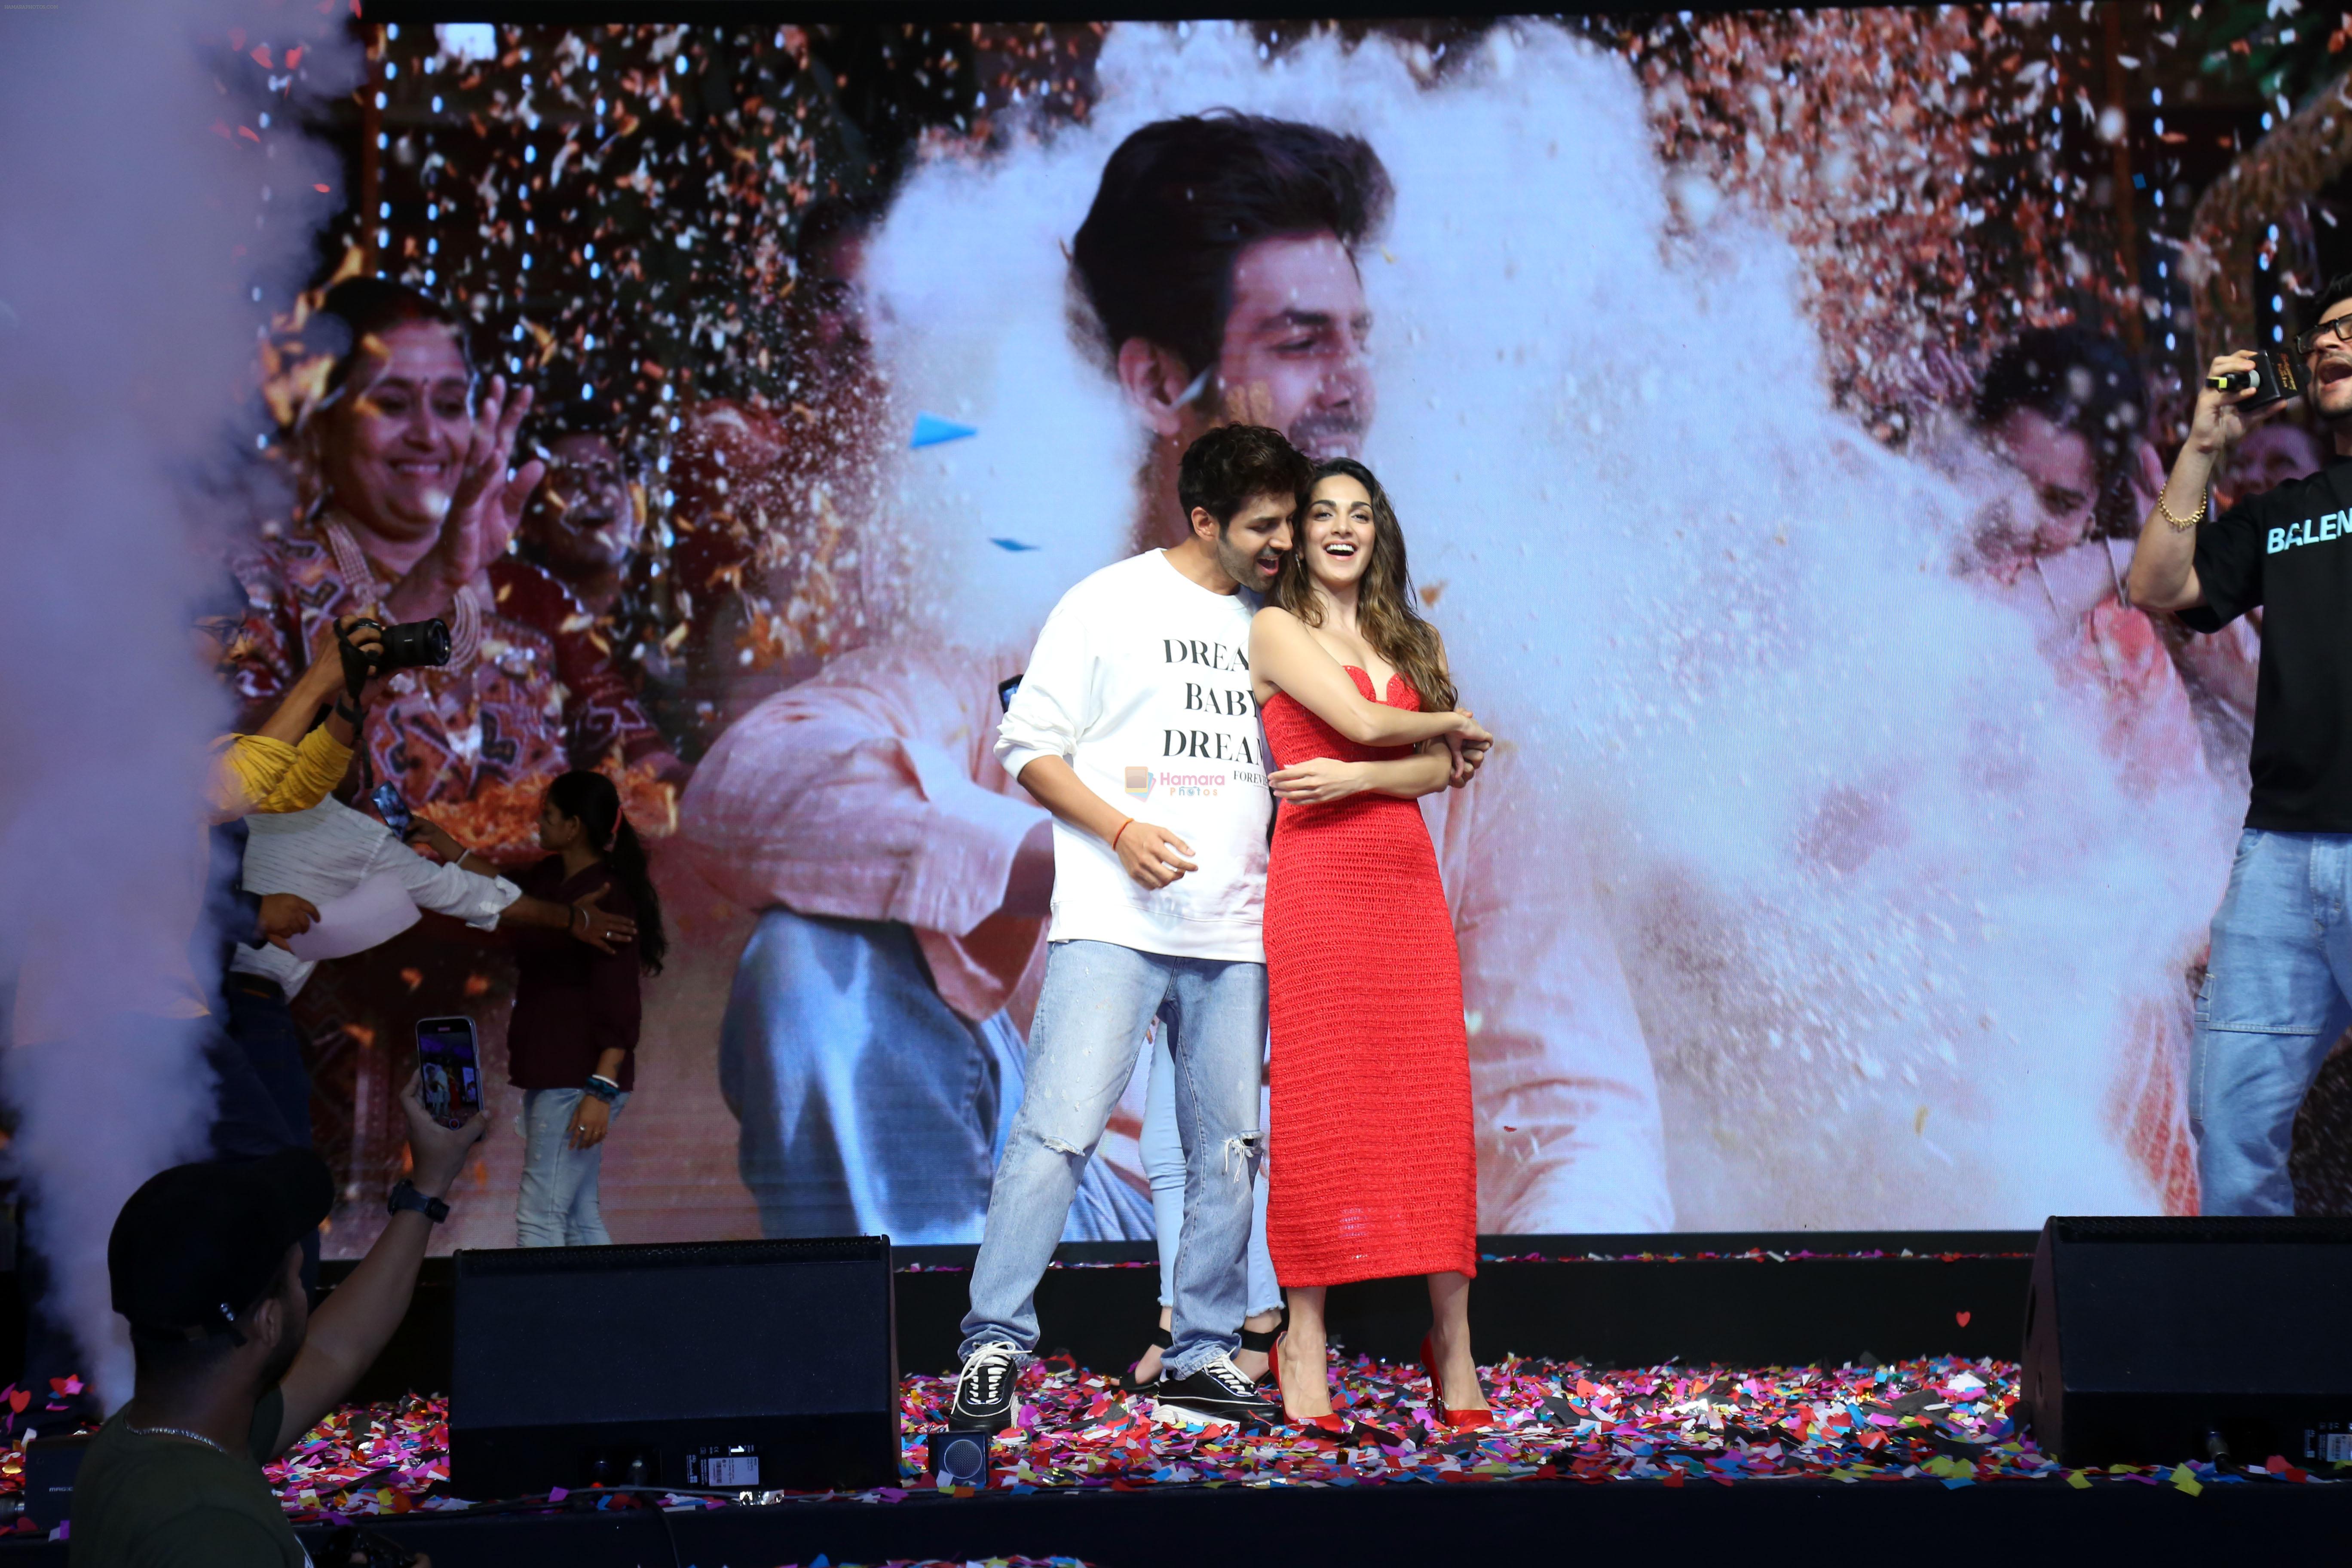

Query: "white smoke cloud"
(867, 21), (2239, 1226)
(0, 5), (354, 1405)
(866, 132), (1147, 650)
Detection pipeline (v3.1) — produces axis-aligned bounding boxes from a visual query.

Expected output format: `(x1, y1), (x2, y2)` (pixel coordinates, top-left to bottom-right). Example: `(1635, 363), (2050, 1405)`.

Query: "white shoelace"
(1196, 1354), (1256, 1396)
(960, 1342), (1020, 1403)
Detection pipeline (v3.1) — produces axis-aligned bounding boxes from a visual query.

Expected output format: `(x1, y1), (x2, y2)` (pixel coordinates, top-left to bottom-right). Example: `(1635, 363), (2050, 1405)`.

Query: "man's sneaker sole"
(947, 1405), (1016, 1435)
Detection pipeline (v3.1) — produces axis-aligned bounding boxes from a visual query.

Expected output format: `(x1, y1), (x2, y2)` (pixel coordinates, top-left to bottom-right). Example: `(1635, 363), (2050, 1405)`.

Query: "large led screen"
(242, 7), (2352, 1252)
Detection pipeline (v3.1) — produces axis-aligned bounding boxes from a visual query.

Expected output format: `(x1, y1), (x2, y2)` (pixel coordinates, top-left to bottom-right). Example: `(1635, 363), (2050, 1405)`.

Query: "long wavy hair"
(546, 771), (668, 976)
(1273, 458), (1456, 714)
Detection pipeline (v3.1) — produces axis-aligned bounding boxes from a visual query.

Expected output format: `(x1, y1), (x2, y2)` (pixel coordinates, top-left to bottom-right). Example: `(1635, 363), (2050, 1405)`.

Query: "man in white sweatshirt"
(946, 425), (1309, 1433)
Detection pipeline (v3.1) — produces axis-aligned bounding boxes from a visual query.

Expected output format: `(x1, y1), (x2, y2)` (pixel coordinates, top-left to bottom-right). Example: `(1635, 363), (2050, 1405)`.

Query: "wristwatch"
(387, 1180), (450, 1225)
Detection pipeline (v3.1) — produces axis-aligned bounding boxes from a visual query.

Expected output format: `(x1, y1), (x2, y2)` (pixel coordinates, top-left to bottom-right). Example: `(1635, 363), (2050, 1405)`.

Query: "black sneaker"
(948, 1340), (1023, 1433)
(1153, 1353), (1281, 1429)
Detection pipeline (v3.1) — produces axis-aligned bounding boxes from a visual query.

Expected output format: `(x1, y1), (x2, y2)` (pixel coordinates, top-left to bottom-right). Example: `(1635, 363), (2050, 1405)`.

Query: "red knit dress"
(1262, 667), (1477, 1286)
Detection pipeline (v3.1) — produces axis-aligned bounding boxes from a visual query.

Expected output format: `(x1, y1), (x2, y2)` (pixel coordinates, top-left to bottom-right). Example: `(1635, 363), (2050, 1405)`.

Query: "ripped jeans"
(960, 941), (1266, 1380)
(1141, 1032), (1281, 1316)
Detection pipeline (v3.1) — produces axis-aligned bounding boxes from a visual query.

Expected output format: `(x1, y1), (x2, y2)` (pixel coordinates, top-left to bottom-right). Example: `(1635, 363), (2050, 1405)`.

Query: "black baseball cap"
(109, 1150), (334, 1337)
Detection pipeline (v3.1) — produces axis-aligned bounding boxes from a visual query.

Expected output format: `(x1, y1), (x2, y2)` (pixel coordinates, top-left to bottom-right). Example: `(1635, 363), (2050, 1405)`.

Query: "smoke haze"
(0, 3), (352, 1404)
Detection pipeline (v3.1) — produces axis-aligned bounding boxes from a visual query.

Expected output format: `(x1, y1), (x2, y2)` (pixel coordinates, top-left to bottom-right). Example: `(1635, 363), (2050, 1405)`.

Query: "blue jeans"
(2193, 829), (2352, 1214)
(517, 1087), (628, 1246)
(961, 941), (1267, 1379)
(1141, 1033), (1280, 1316)
(719, 909), (1152, 1243)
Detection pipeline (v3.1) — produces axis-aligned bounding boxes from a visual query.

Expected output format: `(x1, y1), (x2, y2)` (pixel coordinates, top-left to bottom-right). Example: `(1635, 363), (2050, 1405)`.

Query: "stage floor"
(7, 1349), (2348, 1565)
(18, 1348), (2328, 1529)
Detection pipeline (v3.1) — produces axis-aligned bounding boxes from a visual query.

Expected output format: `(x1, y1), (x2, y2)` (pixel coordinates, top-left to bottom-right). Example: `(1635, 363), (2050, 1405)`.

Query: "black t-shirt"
(2184, 457), (2352, 831)
(69, 1386), (308, 1567)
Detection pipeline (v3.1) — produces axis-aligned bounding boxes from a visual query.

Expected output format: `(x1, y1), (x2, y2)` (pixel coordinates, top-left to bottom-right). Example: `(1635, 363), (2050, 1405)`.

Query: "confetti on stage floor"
(0, 1352), (2328, 1535)
(900, 1354), (2095, 1492)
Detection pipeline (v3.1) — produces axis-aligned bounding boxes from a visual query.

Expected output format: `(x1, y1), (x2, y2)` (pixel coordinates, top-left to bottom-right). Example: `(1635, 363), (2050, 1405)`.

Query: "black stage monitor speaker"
(23, 1433), (90, 1530)
(2021, 1216), (2352, 1467)
(450, 1237), (897, 1497)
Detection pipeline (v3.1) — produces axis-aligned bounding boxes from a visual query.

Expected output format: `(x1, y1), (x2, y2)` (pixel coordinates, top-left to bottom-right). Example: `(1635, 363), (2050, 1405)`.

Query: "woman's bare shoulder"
(1250, 605), (1307, 648)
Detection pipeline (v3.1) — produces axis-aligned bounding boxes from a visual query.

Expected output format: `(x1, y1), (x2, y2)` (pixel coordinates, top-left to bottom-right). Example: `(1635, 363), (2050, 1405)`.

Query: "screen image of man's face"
(1214, 233), (1375, 462)
(523, 431), (641, 576)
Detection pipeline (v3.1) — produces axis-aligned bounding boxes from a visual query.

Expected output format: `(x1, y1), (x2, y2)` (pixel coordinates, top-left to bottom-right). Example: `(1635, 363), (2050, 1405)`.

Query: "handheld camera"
(2207, 349), (2304, 412)
(337, 615), (451, 701)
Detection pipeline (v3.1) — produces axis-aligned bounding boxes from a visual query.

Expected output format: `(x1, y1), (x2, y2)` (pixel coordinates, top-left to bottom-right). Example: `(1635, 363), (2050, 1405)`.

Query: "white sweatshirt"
(996, 550), (1272, 962)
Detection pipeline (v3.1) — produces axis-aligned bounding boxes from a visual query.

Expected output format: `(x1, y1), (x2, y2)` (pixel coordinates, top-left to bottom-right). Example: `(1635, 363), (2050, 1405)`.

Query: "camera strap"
(335, 625), (375, 704)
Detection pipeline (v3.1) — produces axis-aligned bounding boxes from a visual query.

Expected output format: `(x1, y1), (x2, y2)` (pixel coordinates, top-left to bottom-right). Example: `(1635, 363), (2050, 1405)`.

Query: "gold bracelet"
(2156, 487), (2208, 532)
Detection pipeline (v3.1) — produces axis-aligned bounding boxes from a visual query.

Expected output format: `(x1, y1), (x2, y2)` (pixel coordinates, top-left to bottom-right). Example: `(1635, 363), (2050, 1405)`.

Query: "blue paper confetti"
(911, 412), (978, 449)
(989, 537), (1044, 552)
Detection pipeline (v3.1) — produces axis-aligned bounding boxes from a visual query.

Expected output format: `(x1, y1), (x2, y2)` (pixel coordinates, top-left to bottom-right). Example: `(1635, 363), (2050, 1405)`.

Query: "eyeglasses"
(193, 616), (242, 651)
(2294, 316), (2352, 355)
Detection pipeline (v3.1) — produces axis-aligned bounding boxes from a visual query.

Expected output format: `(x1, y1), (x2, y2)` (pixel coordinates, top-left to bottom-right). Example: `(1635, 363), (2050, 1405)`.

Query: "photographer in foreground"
(70, 1073), (482, 1567)
(2125, 274), (2352, 1215)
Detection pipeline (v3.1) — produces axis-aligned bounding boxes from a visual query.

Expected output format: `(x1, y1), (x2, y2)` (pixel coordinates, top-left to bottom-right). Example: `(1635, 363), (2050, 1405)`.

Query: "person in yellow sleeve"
(205, 608), (382, 821)
(185, 600), (389, 1159)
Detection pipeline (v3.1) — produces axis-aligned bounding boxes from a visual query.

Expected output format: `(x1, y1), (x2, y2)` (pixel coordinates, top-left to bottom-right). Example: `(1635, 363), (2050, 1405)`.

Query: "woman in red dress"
(1250, 458), (1496, 1429)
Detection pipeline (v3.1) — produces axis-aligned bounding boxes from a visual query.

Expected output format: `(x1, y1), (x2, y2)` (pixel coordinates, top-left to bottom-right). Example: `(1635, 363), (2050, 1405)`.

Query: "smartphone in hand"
(370, 782), (413, 839)
(415, 1016), (483, 1130)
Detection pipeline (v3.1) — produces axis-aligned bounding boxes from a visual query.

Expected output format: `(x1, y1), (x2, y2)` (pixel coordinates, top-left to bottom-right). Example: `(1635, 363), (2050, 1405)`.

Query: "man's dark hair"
(1071, 112), (1392, 377)
(1975, 325), (2148, 533)
(2308, 271), (2352, 336)
(1177, 423), (1314, 529)
(191, 567), (250, 628)
(315, 276), (474, 394)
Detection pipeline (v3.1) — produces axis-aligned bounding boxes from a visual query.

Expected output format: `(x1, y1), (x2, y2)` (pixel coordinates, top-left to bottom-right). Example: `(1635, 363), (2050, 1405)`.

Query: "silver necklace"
(125, 1421), (230, 1456)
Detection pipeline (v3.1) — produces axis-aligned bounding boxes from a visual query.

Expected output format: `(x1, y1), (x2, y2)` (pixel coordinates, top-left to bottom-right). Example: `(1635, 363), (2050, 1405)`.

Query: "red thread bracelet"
(1113, 818), (1135, 852)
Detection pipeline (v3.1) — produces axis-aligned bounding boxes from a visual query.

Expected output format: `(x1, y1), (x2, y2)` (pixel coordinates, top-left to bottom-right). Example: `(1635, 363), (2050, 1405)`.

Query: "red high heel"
(1273, 1332), (1345, 1433)
(1419, 1335), (1493, 1431)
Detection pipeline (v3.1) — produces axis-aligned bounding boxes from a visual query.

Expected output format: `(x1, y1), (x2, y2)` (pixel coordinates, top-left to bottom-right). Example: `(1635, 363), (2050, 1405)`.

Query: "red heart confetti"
(1956, 1311), (1972, 1327)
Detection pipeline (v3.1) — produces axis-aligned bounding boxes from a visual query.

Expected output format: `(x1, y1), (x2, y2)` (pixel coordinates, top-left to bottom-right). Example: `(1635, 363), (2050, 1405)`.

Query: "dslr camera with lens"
(337, 615), (450, 698)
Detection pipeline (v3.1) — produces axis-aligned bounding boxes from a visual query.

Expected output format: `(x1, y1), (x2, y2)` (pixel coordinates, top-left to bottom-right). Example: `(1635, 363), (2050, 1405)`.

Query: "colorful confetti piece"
(910, 413), (980, 449)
